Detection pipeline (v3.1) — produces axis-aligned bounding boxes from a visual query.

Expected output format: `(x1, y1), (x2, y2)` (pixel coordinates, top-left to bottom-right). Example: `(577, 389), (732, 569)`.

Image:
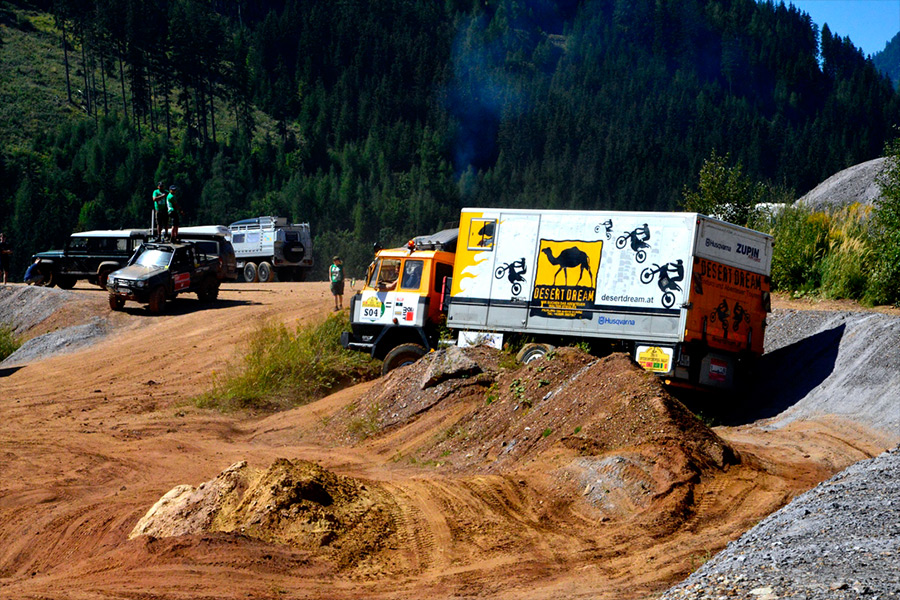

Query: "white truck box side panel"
(449, 209), (697, 343)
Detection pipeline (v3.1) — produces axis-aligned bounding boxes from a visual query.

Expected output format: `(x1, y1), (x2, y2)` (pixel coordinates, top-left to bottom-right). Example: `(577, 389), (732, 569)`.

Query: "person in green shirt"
(153, 182), (168, 240)
(330, 256), (344, 311)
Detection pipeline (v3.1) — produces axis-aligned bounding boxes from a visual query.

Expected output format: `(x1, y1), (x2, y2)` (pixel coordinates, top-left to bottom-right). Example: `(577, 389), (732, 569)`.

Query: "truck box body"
(448, 208), (773, 388)
(229, 216), (313, 282)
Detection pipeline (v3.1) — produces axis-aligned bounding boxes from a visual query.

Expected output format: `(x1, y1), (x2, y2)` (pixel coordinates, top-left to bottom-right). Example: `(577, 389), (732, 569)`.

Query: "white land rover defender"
(228, 216), (314, 282)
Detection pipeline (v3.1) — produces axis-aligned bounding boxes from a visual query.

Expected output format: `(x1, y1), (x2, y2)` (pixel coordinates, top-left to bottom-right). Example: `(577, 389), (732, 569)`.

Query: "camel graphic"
(541, 246), (594, 286)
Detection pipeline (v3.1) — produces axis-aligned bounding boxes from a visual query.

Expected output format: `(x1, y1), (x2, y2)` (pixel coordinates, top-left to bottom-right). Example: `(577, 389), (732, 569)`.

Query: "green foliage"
(869, 137), (900, 305)
(196, 312), (380, 412)
(0, 326), (20, 362)
(681, 150), (761, 226)
(1, 0), (899, 283)
(769, 206), (831, 292)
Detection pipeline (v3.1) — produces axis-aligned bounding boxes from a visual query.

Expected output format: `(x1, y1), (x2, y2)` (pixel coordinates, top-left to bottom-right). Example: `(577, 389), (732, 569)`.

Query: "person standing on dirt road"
(0, 232), (12, 284)
(330, 256), (345, 311)
(153, 182), (168, 240)
(166, 185), (185, 241)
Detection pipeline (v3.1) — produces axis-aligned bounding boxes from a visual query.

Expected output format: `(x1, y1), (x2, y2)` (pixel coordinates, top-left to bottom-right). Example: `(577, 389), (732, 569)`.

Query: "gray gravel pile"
(657, 447), (900, 600)
(0, 285), (75, 335)
(0, 316), (109, 367)
(748, 309), (900, 437)
(795, 157), (886, 212)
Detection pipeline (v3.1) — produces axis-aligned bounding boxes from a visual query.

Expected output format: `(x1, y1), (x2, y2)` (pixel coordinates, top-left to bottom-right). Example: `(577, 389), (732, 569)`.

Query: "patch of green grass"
(541, 427), (552, 438)
(195, 312), (380, 412)
(347, 403), (382, 439)
(0, 326), (21, 362)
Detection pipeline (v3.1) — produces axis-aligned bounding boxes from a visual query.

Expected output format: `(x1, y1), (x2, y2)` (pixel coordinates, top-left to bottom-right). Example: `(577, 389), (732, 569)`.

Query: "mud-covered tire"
(56, 275), (76, 289)
(257, 261), (273, 283)
(108, 294), (125, 311)
(516, 343), (555, 364)
(381, 343), (427, 376)
(243, 262), (258, 283)
(148, 286), (166, 314)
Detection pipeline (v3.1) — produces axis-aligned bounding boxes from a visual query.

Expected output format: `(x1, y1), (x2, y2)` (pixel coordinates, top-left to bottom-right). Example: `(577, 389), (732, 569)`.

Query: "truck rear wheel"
(56, 275), (76, 289)
(197, 277), (219, 302)
(516, 343), (555, 364)
(97, 268), (113, 289)
(257, 261), (274, 283)
(381, 344), (427, 375)
(148, 286), (166, 314)
(243, 262), (258, 282)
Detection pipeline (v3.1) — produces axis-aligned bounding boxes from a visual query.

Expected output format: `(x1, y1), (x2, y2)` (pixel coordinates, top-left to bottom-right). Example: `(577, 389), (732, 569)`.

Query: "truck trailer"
(448, 208), (773, 388)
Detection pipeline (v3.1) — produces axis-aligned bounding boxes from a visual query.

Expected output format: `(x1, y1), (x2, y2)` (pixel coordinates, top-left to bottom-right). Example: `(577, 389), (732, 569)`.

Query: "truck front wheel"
(148, 287), (166, 314)
(108, 294), (125, 311)
(381, 344), (427, 376)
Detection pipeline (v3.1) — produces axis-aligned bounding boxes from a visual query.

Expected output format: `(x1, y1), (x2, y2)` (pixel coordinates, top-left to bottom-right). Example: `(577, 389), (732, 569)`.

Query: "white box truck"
(229, 216), (313, 282)
(447, 208), (773, 389)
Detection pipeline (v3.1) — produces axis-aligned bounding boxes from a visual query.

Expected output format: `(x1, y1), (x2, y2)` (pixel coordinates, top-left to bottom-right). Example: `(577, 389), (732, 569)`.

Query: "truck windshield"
(369, 258), (401, 290)
(134, 248), (172, 268)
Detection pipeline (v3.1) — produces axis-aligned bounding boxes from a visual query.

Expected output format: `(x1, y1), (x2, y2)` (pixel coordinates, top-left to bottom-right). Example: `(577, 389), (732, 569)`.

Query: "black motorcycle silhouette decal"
(616, 223), (651, 263)
(495, 257), (528, 296)
(710, 299), (730, 337)
(594, 219), (613, 239)
(640, 259), (684, 309)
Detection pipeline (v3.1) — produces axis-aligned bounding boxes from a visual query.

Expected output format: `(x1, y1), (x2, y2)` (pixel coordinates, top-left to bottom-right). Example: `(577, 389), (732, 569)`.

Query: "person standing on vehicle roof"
(153, 182), (168, 240)
(166, 185), (185, 241)
(330, 256), (344, 311)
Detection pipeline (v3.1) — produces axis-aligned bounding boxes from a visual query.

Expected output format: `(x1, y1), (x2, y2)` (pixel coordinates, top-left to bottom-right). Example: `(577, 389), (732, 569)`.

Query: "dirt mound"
(328, 346), (737, 531)
(130, 458), (398, 571)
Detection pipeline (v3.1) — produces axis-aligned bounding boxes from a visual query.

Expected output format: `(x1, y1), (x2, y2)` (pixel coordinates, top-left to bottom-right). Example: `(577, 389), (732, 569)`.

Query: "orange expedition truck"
(343, 209), (773, 389)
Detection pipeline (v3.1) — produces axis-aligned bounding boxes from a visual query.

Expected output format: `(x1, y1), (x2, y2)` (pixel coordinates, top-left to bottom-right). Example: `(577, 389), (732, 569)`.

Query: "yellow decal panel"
(636, 346), (673, 373)
(530, 239), (603, 319)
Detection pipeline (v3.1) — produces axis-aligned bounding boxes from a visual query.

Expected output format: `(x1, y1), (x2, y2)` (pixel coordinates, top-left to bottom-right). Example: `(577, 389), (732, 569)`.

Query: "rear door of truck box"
(685, 217), (773, 356)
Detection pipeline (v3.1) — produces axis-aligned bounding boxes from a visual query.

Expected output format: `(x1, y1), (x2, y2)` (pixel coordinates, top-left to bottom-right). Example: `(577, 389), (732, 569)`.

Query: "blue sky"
(787, 0), (900, 56)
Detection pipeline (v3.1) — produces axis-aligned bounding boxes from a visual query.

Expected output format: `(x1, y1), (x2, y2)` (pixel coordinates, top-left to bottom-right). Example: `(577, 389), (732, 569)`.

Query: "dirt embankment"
(0, 283), (896, 600)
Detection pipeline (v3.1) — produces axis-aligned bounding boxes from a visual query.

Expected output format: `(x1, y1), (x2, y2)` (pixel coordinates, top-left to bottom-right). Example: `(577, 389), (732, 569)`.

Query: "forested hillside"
(873, 33), (900, 88)
(0, 0), (898, 279)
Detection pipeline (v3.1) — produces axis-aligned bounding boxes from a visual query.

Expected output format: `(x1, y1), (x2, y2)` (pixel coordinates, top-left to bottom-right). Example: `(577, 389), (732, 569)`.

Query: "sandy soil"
(0, 282), (895, 600)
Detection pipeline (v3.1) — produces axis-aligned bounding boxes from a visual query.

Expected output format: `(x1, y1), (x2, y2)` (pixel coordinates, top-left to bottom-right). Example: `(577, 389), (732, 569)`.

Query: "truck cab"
(341, 229), (456, 374)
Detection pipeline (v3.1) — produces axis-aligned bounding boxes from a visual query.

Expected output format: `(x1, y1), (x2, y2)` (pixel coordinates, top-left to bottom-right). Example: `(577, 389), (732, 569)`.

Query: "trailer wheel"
(516, 343), (555, 364)
(257, 261), (273, 283)
(381, 344), (427, 375)
(243, 262), (258, 282)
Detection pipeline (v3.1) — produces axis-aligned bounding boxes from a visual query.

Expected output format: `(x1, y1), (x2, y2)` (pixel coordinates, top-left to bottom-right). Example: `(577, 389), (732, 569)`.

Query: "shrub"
(196, 312), (380, 412)
(769, 206), (831, 292)
(0, 326), (20, 362)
